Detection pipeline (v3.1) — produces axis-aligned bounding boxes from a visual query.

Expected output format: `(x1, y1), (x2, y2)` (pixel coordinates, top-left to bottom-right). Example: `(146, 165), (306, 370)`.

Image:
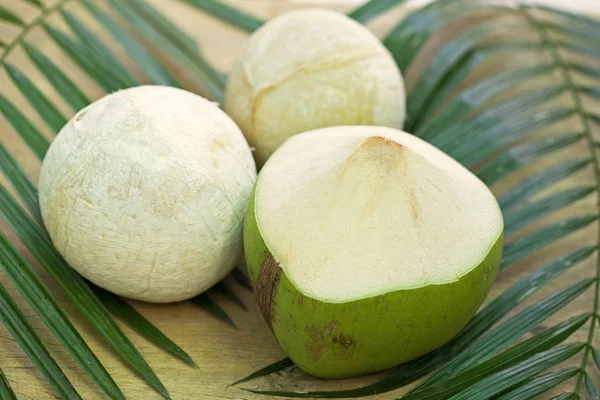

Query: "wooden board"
(0, 1), (598, 399)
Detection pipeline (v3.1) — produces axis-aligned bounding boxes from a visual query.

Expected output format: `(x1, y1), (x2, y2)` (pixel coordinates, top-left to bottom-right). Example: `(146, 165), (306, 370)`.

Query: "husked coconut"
(225, 9), (406, 167)
(39, 86), (257, 303)
(244, 126), (503, 378)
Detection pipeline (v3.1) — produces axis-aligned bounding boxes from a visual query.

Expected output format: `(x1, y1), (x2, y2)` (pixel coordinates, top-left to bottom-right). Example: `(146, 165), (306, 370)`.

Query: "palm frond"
(191, 294), (237, 329)
(585, 373), (600, 400)
(214, 281), (247, 311)
(500, 215), (597, 269)
(503, 186), (595, 235)
(232, 266), (253, 291)
(60, 9), (139, 87)
(551, 393), (579, 400)
(497, 158), (591, 212)
(0, 232), (126, 399)
(231, 358), (295, 386)
(43, 23), (123, 92)
(179, 0), (263, 33)
(91, 285), (197, 367)
(21, 42), (90, 110)
(0, 94), (49, 159)
(107, 0), (225, 101)
(0, 6), (24, 26)
(0, 282), (80, 399)
(0, 365), (17, 400)
(494, 367), (580, 400)
(5, 63), (67, 132)
(347, 0), (408, 23)
(476, 132), (585, 185)
(446, 343), (585, 400)
(0, 143), (41, 224)
(82, 0), (178, 87)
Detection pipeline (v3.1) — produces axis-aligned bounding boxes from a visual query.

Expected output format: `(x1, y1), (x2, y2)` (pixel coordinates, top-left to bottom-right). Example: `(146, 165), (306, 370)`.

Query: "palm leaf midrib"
(0, 0), (72, 64)
(518, 6), (600, 391)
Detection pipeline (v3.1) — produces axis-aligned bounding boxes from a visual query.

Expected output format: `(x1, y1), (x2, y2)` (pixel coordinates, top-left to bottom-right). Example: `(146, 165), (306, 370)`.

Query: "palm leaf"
(494, 367), (580, 400)
(60, 10), (139, 88)
(5, 63), (67, 133)
(0, 94), (49, 159)
(503, 186), (595, 235)
(551, 393), (579, 400)
(214, 281), (247, 311)
(585, 373), (600, 400)
(476, 132), (585, 185)
(0, 282), (80, 399)
(0, 366), (17, 400)
(43, 23), (122, 92)
(108, 0), (225, 102)
(497, 158), (591, 212)
(81, 0), (179, 87)
(446, 343), (585, 400)
(347, 0), (408, 23)
(0, 6), (23, 26)
(179, 0), (263, 33)
(91, 285), (197, 367)
(232, 267), (253, 291)
(0, 232), (125, 399)
(231, 358), (295, 386)
(191, 294), (237, 329)
(0, 143), (41, 225)
(22, 41), (90, 111)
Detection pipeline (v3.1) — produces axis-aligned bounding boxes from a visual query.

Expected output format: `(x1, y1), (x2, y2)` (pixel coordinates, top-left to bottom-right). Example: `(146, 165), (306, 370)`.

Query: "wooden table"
(1, 1), (598, 399)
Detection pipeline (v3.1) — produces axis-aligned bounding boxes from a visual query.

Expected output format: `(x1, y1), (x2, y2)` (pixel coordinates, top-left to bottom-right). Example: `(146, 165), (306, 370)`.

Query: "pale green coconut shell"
(244, 185), (503, 379)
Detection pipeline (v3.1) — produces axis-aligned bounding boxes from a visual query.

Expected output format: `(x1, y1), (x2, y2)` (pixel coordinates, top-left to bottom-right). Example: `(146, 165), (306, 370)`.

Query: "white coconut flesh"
(255, 126), (504, 303)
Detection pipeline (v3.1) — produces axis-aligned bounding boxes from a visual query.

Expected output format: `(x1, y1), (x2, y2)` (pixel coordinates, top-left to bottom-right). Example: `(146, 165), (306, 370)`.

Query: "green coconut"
(244, 126), (504, 379)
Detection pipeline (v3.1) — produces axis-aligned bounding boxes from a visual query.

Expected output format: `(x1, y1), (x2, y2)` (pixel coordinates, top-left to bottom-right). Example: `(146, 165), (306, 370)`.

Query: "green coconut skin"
(244, 185), (504, 379)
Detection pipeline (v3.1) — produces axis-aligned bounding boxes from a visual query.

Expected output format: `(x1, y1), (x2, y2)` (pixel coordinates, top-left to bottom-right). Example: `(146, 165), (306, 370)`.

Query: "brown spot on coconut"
(255, 254), (281, 331)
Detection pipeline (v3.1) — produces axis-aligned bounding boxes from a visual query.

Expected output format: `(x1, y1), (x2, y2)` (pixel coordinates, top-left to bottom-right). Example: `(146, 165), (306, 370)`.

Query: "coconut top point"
(244, 126), (503, 378)
(225, 8), (406, 167)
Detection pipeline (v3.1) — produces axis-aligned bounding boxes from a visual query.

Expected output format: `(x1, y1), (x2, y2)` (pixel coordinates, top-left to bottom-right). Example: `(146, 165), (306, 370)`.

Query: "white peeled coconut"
(224, 8), (406, 167)
(39, 86), (257, 303)
(245, 126), (503, 378)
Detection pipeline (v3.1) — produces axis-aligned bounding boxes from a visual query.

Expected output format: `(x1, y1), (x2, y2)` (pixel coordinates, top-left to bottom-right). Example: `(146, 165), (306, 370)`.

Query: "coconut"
(244, 126), (503, 378)
(39, 86), (257, 303)
(224, 9), (406, 167)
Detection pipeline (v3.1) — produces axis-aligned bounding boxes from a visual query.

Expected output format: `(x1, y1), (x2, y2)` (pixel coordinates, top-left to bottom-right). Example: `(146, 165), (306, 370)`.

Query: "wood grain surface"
(1, 1), (599, 399)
